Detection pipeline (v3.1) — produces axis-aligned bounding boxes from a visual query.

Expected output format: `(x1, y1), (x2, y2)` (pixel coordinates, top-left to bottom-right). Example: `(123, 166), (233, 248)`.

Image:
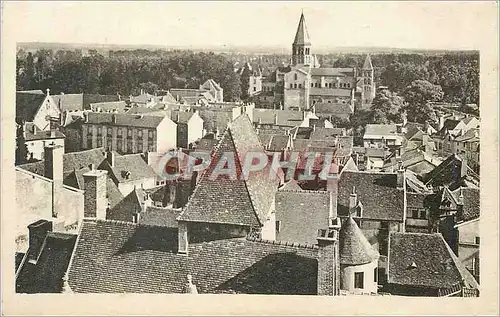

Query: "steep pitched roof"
(339, 217), (379, 265)
(388, 232), (479, 289)
(16, 92), (48, 122)
(16, 232), (77, 293)
(275, 190), (333, 245)
(24, 126), (65, 141)
(100, 153), (157, 183)
(279, 179), (303, 191)
(89, 101), (127, 113)
(253, 109), (305, 127)
(338, 171), (405, 222)
(139, 207), (181, 228)
(179, 114), (279, 227)
(293, 13), (311, 45)
(450, 187), (480, 222)
(170, 110), (195, 124)
(51, 93), (84, 112)
(365, 124), (398, 137)
(67, 219), (319, 294)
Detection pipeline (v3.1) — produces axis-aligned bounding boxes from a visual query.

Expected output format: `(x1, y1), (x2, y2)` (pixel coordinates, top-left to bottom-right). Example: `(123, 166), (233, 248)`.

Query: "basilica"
(254, 13), (376, 113)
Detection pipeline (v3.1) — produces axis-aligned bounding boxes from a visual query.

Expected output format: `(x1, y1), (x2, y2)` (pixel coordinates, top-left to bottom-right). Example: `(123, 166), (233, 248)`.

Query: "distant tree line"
(16, 49), (242, 101)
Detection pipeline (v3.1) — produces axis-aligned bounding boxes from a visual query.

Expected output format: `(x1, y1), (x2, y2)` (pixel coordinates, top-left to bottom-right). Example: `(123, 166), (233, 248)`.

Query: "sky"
(3, 1), (498, 50)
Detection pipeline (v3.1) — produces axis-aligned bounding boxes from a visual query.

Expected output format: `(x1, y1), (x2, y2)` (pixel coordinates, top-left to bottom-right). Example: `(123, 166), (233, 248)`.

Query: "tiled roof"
(170, 110), (195, 124)
(310, 127), (346, 141)
(423, 154), (469, 188)
(89, 101), (127, 113)
(339, 217), (379, 265)
(276, 190), (332, 245)
(364, 124), (398, 137)
(84, 112), (169, 128)
(309, 88), (352, 97)
(279, 179), (303, 191)
(16, 92), (47, 122)
(454, 128), (479, 142)
(258, 133), (274, 148)
(195, 138), (218, 153)
(16, 232), (77, 293)
(268, 135), (290, 151)
(51, 94), (84, 112)
(100, 153), (157, 183)
(129, 93), (161, 104)
(450, 187), (480, 222)
(310, 68), (351, 77)
(338, 171), (405, 221)
(388, 232), (479, 289)
(17, 148), (107, 175)
(24, 125), (65, 141)
(179, 115), (279, 227)
(314, 102), (354, 116)
(107, 188), (144, 222)
(253, 109), (305, 127)
(67, 219), (319, 294)
(139, 207), (181, 228)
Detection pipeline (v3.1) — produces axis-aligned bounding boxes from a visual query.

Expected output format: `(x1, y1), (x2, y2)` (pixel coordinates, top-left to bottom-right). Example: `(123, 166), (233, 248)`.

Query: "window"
(311, 83), (314, 88)
(117, 129), (122, 136)
(475, 237), (480, 245)
(412, 209), (419, 219)
(127, 129), (132, 137)
(290, 84), (293, 89)
(298, 84), (302, 89)
(275, 220), (281, 233)
(97, 127), (102, 136)
(127, 140), (133, 153)
(138, 130), (142, 138)
(294, 83), (297, 89)
(420, 210), (426, 219)
(354, 272), (364, 289)
(107, 127), (112, 137)
(97, 138), (102, 147)
(374, 267), (378, 283)
(148, 130), (154, 139)
(294, 74), (298, 80)
(253, 87), (256, 92)
(117, 140), (122, 151)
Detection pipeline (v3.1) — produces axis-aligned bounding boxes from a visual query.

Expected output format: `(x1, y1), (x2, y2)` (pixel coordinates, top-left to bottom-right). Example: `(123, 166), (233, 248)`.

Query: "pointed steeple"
(363, 54), (373, 70)
(293, 12), (311, 45)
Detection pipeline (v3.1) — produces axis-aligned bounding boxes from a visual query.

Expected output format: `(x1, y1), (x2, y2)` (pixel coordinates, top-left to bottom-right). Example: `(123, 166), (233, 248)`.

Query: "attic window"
(408, 262), (417, 269)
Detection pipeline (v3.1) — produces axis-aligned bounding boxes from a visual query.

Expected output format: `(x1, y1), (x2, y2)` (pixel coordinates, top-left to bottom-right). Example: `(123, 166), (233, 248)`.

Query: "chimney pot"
(46, 88), (50, 96)
(27, 219), (53, 263)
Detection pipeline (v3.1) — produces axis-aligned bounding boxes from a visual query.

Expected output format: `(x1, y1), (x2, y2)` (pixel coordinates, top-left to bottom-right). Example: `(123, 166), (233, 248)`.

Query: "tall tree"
(369, 89), (405, 124)
(402, 80), (444, 124)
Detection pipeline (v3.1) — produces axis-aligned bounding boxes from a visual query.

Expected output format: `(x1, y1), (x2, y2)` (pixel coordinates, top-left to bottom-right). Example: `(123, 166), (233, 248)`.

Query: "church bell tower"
(292, 12), (312, 67)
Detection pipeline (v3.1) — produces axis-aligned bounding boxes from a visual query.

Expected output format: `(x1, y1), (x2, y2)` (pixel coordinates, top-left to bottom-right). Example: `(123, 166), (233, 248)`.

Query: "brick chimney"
(316, 228), (340, 296)
(396, 161), (405, 189)
(27, 219), (53, 264)
(106, 150), (115, 167)
(178, 221), (189, 254)
(83, 168), (108, 219)
(44, 144), (64, 218)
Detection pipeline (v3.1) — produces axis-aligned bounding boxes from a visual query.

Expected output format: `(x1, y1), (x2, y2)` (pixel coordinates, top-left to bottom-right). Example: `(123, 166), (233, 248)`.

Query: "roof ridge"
(84, 217), (176, 229)
(245, 236), (319, 250)
(278, 189), (330, 195)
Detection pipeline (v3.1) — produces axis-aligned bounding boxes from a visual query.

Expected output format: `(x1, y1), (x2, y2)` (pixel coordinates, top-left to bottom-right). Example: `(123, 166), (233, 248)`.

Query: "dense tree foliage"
(319, 52), (479, 107)
(369, 89), (405, 124)
(402, 80), (444, 124)
(16, 49), (242, 101)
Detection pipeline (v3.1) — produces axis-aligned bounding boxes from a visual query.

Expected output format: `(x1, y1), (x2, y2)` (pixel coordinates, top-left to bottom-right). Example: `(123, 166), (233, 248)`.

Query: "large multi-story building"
(254, 13), (376, 113)
(81, 112), (177, 154)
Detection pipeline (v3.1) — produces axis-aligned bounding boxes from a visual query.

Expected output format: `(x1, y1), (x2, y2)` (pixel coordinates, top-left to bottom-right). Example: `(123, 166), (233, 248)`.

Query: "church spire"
(363, 54), (373, 70)
(293, 12), (311, 46)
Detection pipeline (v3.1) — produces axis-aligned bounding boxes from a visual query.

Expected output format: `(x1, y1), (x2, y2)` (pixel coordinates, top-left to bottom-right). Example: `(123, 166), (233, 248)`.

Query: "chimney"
(50, 130), (56, 138)
(106, 150), (115, 167)
(178, 221), (189, 254)
(46, 88), (50, 97)
(140, 89), (145, 95)
(438, 114), (445, 130)
(32, 125), (37, 135)
(44, 144), (64, 217)
(274, 114), (278, 125)
(397, 161), (405, 189)
(129, 95), (133, 102)
(460, 156), (468, 178)
(117, 93), (121, 101)
(27, 219), (53, 264)
(316, 228), (340, 296)
(349, 186), (357, 210)
(313, 124), (316, 132)
(112, 114), (117, 124)
(83, 169), (108, 219)
(185, 274), (198, 294)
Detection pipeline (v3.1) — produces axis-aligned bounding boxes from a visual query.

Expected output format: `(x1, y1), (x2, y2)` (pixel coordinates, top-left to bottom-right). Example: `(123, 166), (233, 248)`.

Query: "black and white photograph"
(2, 1), (498, 315)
